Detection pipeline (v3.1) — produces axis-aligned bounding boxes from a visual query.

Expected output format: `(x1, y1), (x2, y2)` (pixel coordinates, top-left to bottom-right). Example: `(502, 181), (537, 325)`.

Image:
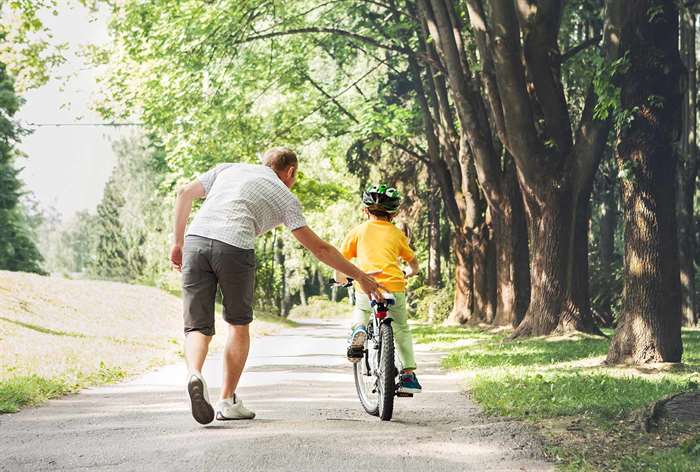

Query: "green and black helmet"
(362, 184), (402, 214)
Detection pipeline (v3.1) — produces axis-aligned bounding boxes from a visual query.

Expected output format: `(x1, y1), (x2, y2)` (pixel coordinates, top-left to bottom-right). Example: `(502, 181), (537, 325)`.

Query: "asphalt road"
(1, 319), (552, 471)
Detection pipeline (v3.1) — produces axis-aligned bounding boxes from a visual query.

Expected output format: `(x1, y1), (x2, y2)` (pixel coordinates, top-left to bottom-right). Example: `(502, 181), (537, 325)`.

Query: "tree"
(427, 170), (442, 287)
(0, 0), (65, 91)
(413, 0), (621, 336)
(90, 135), (168, 282)
(606, 0), (684, 364)
(677, 7), (698, 327)
(0, 61), (42, 273)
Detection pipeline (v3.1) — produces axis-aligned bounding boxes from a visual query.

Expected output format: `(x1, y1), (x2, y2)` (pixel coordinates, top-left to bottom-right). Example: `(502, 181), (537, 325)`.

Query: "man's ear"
(287, 166), (296, 180)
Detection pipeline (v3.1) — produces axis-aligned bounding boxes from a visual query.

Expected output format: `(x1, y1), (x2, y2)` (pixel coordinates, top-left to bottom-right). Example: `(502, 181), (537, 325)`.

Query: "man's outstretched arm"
(170, 180), (205, 271)
(292, 226), (384, 301)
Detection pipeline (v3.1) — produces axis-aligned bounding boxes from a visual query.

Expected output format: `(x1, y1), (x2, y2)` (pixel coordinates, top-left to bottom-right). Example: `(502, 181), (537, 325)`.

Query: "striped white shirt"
(186, 163), (307, 249)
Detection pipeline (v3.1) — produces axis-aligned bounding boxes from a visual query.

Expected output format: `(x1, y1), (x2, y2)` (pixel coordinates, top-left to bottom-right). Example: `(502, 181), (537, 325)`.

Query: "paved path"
(1, 320), (552, 471)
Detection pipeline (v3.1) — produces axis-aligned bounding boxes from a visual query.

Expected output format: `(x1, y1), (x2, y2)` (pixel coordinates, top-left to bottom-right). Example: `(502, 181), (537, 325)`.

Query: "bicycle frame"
(367, 297), (394, 337)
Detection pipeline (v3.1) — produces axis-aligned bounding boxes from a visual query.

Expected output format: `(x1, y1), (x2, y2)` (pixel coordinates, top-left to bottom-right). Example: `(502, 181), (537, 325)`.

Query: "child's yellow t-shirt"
(340, 220), (416, 293)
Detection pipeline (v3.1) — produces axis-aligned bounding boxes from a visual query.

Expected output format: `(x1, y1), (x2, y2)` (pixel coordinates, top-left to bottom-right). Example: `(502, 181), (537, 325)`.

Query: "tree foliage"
(0, 60), (42, 273)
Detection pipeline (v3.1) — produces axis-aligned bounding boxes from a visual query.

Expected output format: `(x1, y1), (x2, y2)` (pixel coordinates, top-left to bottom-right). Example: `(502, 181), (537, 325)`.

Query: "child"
(335, 184), (422, 394)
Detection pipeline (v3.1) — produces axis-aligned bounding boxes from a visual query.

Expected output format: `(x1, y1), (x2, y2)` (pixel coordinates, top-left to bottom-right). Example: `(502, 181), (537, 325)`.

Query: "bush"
(410, 285), (454, 323)
(289, 297), (353, 320)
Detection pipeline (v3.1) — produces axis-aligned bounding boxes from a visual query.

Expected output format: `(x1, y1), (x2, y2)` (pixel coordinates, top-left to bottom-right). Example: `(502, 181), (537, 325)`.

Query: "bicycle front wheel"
(377, 323), (396, 421)
(354, 340), (379, 416)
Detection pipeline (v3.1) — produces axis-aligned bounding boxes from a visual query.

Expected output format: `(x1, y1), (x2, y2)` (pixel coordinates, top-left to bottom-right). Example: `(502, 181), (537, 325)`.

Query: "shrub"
(410, 285), (454, 323)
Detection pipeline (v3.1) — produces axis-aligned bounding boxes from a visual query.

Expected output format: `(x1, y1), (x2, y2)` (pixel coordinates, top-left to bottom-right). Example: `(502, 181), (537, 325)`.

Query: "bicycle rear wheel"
(354, 340), (379, 416)
(377, 323), (396, 421)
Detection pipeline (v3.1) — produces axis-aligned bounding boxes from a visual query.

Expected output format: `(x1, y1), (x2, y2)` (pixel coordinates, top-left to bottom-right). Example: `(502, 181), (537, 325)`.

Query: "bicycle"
(330, 278), (413, 421)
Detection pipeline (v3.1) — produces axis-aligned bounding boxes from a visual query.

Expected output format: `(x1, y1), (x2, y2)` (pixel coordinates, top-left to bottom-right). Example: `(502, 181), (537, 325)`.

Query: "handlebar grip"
(328, 277), (354, 288)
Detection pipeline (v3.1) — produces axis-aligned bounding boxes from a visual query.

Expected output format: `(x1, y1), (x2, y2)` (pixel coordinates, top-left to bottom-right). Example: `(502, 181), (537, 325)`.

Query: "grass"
(0, 363), (127, 413)
(616, 435), (700, 472)
(0, 316), (87, 338)
(0, 376), (71, 413)
(471, 370), (697, 419)
(414, 323), (700, 471)
(0, 271), (298, 413)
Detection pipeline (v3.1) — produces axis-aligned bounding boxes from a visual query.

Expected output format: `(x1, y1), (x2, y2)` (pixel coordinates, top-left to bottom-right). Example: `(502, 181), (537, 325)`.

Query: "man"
(170, 147), (382, 425)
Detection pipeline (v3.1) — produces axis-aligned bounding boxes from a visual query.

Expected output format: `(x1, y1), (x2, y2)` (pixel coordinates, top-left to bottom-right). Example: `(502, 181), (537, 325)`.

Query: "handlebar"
(329, 277), (354, 288)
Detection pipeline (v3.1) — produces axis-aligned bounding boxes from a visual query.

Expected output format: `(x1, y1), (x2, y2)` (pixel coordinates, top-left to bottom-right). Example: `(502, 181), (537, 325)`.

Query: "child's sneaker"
(347, 325), (367, 363)
(398, 372), (422, 394)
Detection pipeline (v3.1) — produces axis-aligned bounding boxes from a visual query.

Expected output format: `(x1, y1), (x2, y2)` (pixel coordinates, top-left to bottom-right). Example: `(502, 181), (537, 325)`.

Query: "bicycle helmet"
(362, 184), (402, 214)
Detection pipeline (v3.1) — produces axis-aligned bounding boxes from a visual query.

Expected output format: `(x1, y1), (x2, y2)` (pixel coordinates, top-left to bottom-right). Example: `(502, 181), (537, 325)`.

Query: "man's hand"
(170, 244), (183, 271)
(356, 272), (385, 301)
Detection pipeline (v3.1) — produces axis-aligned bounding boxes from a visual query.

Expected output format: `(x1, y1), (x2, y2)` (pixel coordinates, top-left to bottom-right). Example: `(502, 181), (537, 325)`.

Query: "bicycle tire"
(353, 352), (379, 416)
(377, 322), (396, 421)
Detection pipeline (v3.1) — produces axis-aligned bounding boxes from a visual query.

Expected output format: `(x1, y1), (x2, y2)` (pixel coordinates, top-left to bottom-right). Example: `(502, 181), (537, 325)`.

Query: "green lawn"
(412, 324), (700, 471)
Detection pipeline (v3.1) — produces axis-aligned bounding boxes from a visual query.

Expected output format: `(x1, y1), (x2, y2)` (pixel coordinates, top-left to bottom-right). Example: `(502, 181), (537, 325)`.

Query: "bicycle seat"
(370, 293), (395, 307)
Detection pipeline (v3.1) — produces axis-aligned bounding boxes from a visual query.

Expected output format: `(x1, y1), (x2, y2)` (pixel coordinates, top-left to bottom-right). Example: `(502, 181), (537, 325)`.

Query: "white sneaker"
(186, 371), (214, 425)
(216, 394), (256, 420)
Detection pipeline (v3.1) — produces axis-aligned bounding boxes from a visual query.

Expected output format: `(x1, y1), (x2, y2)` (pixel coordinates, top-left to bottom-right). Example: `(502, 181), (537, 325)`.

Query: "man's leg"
(220, 324), (250, 400)
(212, 242), (256, 419)
(181, 236), (218, 424)
(185, 331), (213, 374)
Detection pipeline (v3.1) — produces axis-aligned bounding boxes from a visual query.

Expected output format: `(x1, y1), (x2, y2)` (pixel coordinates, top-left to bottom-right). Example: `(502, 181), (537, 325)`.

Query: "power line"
(24, 122), (144, 127)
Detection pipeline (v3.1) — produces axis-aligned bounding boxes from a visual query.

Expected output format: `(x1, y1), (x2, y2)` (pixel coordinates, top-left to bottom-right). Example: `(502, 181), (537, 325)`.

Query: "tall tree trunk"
(513, 184), (599, 337)
(299, 283), (307, 306)
(276, 234), (289, 317)
(598, 174), (618, 326)
(449, 232), (473, 324)
(678, 8), (697, 327)
(570, 179), (596, 331)
(606, 0), (683, 364)
(486, 220), (497, 324)
(493, 157), (530, 327)
(428, 175), (442, 288)
(471, 224), (489, 323)
(317, 269), (327, 299)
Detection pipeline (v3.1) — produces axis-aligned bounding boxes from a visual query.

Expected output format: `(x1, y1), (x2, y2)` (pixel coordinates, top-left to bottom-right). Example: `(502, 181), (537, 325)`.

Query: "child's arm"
(404, 257), (420, 278)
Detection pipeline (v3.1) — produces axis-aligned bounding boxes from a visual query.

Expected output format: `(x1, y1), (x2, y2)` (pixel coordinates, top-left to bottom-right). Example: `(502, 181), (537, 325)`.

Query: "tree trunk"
(598, 175), (618, 326)
(275, 234), (289, 317)
(448, 232), (473, 324)
(299, 283), (307, 306)
(486, 221), (497, 324)
(428, 172), (442, 288)
(606, 0), (683, 364)
(471, 225), (489, 323)
(493, 157), (530, 327)
(678, 8), (697, 327)
(317, 269), (327, 299)
(571, 182), (595, 330)
(512, 182), (601, 338)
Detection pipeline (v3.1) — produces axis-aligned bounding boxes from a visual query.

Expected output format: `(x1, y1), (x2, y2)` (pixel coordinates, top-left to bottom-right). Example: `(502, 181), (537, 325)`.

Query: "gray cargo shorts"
(182, 235), (256, 336)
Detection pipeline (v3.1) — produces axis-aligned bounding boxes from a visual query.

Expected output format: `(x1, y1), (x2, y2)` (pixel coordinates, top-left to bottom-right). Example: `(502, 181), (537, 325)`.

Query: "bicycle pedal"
(346, 346), (363, 359)
(396, 392), (414, 398)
